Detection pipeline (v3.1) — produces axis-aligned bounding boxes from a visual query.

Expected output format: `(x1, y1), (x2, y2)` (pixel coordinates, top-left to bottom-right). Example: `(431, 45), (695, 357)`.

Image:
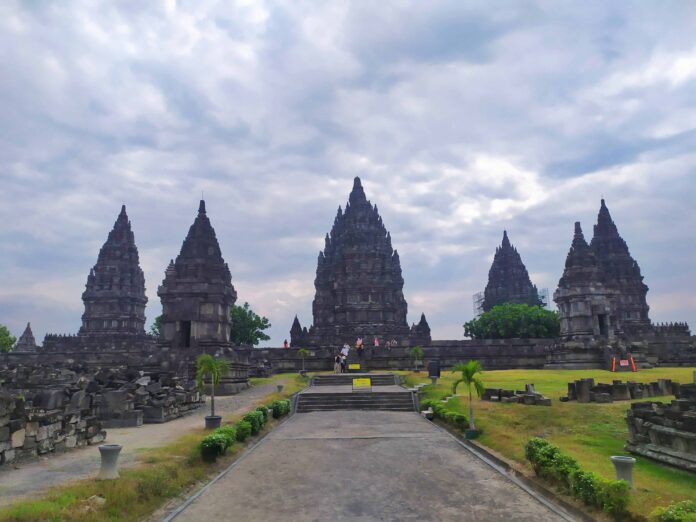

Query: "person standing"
(373, 337), (379, 348)
(334, 354), (341, 374)
(341, 343), (350, 358)
(340, 354), (347, 373)
(283, 339), (289, 349)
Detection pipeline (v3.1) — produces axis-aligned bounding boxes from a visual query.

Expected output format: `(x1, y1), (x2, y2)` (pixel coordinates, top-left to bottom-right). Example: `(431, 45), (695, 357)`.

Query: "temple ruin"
(482, 231), (543, 312)
(291, 177), (430, 348)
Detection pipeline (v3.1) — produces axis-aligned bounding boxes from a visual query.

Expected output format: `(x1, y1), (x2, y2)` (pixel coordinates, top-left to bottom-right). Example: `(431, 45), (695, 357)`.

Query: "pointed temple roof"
(590, 199), (650, 326)
(558, 222), (605, 287)
(80, 205), (148, 335)
(307, 177), (414, 346)
(482, 230), (542, 312)
(14, 322), (38, 352)
(158, 200), (237, 348)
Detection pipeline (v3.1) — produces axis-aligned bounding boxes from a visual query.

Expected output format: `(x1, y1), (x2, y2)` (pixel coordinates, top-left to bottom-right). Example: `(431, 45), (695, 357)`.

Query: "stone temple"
(158, 200), (238, 352)
(291, 177), (430, 347)
(13, 322), (37, 352)
(80, 205), (148, 335)
(554, 200), (653, 340)
(482, 231), (543, 312)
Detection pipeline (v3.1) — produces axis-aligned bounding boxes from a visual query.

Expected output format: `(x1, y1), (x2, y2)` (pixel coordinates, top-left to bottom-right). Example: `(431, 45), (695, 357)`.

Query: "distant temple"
(590, 199), (650, 334)
(158, 200), (237, 351)
(292, 177), (430, 347)
(482, 231), (543, 312)
(554, 200), (656, 340)
(79, 205), (148, 335)
(13, 322), (38, 352)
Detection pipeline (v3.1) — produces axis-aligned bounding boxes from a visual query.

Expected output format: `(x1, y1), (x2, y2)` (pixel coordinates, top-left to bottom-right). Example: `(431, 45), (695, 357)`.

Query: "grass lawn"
(403, 367), (696, 518)
(0, 374), (307, 522)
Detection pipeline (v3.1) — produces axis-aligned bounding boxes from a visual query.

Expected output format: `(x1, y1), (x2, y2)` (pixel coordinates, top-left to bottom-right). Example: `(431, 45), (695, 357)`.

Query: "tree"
(464, 303), (560, 339)
(149, 315), (161, 337)
(452, 360), (485, 431)
(407, 345), (424, 371)
(0, 325), (16, 353)
(297, 348), (310, 372)
(229, 302), (271, 346)
(195, 354), (229, 418)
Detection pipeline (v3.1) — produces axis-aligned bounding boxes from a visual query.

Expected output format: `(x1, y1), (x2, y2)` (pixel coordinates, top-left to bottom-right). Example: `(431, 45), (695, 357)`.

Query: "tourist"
(373, 336), (379, 348)
(340, 354), (347, 373)
(334, 354), (341, 374)
(341, 343), (350, 358)
(283, 339), (289, 349)
(356, 337), (363, 348)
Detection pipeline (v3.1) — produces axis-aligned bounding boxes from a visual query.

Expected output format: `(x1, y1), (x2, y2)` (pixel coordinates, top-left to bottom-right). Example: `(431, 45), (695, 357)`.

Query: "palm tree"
(407, 345), (424, 371)
(451, 360), (485, 431)
(195, 354), (229, 418)
(297, 348), (310, 372)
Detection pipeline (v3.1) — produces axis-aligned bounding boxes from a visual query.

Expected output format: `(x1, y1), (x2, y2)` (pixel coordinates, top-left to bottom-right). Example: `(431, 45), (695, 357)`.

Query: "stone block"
(0, 427), (9, 442)
(594, 393), (612, 403)
(611, 384), (631, 401)
(36, 426), (49, 442)
(65, 435), (77, 448)
(11, 428), (25, 448)
(0, 416), (9, 428)
(536, 398), (552, 406)
(22, 435), (36, 449)
(3, 449), (15, 463)
(25, 421), (39, 436)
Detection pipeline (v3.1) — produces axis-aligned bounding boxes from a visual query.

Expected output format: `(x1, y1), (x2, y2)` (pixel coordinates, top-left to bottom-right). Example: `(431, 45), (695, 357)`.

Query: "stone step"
(297, 405), (415, 412)
(312, 374), (397, 386)
(296, 388), (415, 413)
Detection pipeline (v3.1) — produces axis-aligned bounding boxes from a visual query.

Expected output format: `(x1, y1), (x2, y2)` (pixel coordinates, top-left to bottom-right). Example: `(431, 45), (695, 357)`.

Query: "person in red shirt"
(283, 339), (289, 349)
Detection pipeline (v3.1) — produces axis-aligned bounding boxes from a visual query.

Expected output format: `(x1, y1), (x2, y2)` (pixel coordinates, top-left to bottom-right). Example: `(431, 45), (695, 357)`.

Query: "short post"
(610, 456), (636, 488)
(97, 444), (123, 480)
(430, 377), (438, 387)
(277, 384), (284, 393)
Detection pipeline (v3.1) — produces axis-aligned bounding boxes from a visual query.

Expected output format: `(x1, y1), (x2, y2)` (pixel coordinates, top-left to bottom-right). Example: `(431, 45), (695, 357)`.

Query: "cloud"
(1, 1), (695, 345)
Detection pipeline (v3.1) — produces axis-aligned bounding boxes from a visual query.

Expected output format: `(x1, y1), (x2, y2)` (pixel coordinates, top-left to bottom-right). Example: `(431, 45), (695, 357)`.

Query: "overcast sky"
(2, 1), (696, 346)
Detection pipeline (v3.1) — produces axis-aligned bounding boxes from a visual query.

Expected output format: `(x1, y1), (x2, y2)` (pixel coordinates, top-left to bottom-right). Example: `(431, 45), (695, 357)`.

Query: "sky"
(1, 1), (696, 347)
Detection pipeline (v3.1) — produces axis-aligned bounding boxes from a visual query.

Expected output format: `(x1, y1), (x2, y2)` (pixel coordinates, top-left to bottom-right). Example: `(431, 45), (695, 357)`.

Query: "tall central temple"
(292, 177), (429, 347)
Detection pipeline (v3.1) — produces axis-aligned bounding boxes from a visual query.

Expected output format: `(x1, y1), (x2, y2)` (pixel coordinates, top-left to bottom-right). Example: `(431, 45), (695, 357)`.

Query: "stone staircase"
(311, 373), (397, 386)
(297, 373), (415, 413)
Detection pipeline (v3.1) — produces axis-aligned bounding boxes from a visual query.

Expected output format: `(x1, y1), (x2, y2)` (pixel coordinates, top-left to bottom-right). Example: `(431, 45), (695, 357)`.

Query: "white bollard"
(97, 444), (122, 480)
(610, 456), (636, 488)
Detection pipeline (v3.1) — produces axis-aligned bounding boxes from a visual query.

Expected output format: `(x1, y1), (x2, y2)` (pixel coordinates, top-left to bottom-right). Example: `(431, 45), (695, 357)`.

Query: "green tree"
(149, 315), (161, 337)
(297, 348), (310, 372)
(407, 345), (424, 370)
(230, 302), (271, 346)
(0, 325), (16, 353)
(464, 303), (560, 339)
(452, 360), (485, 431)
(195, 354), (229, 418)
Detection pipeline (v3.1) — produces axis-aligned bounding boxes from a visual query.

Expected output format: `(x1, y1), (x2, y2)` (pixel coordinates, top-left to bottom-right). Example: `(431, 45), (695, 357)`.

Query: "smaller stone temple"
(554, 222), (619, 340)
(482, 231), (543, 312)
(79, 205), (148, 335)
(13, 322), (38, 352)
(157, 200), (237, 351)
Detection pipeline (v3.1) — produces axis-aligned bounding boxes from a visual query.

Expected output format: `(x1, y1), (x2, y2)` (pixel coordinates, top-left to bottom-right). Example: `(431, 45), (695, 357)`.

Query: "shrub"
(271, 399), (291, 418)
(524, 437), (561, 478)
(256, 406), (269, 423)
(243, 411), (265, 435)
(215, 425), (237, 450)
(200, 433), (229, 462)
(597, 479), (630, 518)
(549, 453), (580, 490)
(464, 303), (560, 339)
(652, 500), (696, 522)
(443, 410), (468, 430)
(571, 470), (601, 507)
(235, 420), (252, 442)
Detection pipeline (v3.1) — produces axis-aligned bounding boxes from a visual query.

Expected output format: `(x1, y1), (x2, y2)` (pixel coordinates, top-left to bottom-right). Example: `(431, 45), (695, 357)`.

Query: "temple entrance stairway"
(296, 373), (416, 413)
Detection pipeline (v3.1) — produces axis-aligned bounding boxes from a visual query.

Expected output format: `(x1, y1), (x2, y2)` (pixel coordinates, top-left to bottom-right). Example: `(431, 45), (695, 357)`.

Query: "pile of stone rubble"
(481, 384), (551, 406)
(561, 378), (676, 403)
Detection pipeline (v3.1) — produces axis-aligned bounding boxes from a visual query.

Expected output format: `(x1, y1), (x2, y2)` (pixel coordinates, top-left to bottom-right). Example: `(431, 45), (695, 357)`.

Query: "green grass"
(0, 374), (304, 522)
(404, 367), (696, 517)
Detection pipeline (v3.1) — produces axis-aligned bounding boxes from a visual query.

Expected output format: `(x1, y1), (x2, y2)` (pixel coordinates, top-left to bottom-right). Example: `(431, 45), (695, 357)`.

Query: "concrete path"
(170, 410), (568, 521)
(0, 381), (284, 506)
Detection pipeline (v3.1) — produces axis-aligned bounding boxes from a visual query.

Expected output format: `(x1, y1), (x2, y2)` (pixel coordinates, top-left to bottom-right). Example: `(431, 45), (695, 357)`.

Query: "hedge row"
(524, 437), (630, 518)
(420, 398), (468, 431)
(652, 500), (696, 522)
(200, 399), (291, 462)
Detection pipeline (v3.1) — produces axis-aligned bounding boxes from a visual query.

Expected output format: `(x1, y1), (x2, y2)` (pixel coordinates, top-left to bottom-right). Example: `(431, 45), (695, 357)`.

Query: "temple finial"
(198, 200), (206, 214)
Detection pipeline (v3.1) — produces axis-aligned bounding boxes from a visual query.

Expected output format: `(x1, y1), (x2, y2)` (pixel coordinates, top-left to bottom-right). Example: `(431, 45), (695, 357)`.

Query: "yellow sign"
(353, 378), (371, 388)
(348, 363), (361, 370)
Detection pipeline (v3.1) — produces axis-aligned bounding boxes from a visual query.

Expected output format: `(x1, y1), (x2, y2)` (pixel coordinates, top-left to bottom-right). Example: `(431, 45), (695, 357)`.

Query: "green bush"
(652, 500), (696, 522)
(525, 438), (629, 519)
(270, 399), (291, 418)
(214, 425), (237, 450)
(200, 433), (228, 462)
(243, 410), (265, 435)
(419, 398), (468, 429)
(597, 479), (630, 518)
(256, 406), (270, 423)
(235, 420), (252, 442)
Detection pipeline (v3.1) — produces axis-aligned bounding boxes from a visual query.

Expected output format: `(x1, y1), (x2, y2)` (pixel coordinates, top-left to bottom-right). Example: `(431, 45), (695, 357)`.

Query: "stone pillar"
(576, 379), (593, 403)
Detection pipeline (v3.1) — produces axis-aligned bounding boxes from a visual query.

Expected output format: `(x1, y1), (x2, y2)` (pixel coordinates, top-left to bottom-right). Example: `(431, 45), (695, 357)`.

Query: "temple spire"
(348, 176), (367, 205)
(198, 199), (206, 214)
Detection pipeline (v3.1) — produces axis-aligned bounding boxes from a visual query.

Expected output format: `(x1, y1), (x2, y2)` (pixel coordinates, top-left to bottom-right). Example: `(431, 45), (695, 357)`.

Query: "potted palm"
(407, 346), (424, 372)
(196, 353), (229, 430)
(297, 348), (310, 376)
(451, 360), (485, 439)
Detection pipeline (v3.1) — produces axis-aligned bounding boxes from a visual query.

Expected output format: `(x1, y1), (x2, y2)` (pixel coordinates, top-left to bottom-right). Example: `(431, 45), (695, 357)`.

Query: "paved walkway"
(0, 381), (284, 506)
(170, 410), (568, 521)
